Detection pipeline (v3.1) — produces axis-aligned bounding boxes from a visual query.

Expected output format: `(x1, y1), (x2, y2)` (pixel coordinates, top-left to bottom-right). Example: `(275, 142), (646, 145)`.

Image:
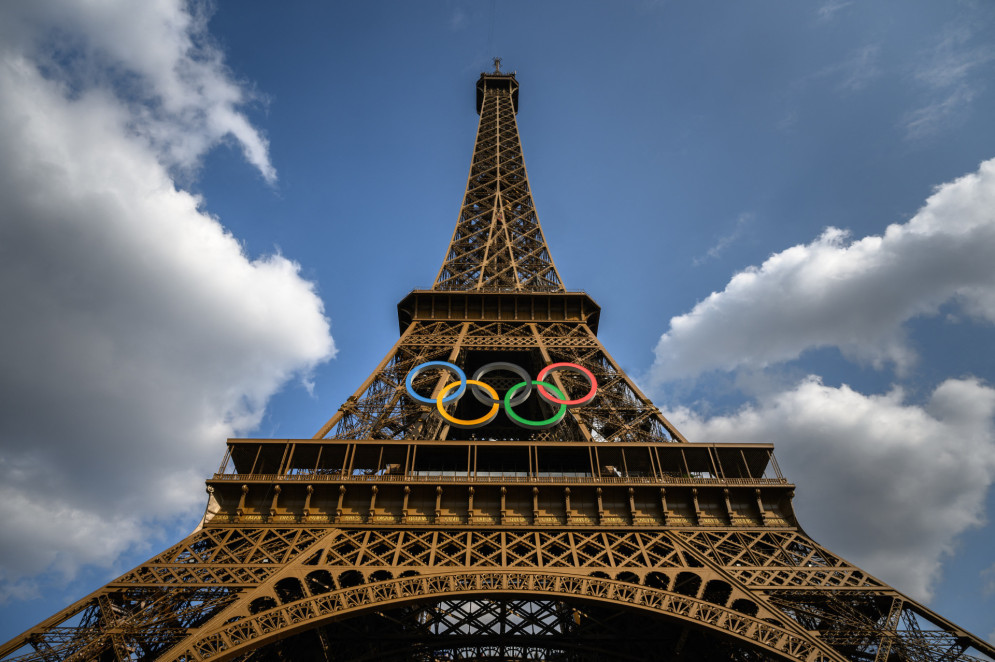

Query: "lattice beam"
(434, 72), (563, 292)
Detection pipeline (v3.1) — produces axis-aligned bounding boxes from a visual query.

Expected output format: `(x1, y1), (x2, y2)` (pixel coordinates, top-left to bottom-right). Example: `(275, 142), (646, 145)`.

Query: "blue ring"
(405, 361), (467, 405)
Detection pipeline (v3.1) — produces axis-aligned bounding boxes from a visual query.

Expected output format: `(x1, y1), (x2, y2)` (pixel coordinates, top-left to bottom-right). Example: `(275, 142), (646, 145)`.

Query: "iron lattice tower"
(3, 66), (994, 662)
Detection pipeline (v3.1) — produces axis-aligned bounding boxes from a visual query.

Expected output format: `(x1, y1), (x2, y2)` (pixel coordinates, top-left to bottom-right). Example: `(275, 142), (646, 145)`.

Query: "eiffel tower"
(3, 62), (994, 662)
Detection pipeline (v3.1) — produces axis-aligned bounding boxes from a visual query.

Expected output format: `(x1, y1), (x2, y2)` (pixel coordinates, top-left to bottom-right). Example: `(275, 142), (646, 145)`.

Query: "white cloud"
(0, 1), (276, 182)
(835, 45), (880, 93)
(651, 157), (995, 383)
(666, 377), (995, 602)
(904, 23), (994, 139)
(791, 44), (881, 97)
(0, 1), (334, 596)
(693, 212), (753, 266)
(904, 86), (977, 140)
(913, 26), (993, 91)
(817, 1), (853, 22)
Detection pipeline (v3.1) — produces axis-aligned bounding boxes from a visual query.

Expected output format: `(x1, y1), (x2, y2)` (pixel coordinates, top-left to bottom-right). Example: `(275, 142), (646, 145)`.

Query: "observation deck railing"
(210, 472), (789, 486)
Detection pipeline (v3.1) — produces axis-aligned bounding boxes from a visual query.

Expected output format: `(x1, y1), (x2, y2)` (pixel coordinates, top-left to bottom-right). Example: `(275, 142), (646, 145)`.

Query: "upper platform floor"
(398, 290), (601, 334)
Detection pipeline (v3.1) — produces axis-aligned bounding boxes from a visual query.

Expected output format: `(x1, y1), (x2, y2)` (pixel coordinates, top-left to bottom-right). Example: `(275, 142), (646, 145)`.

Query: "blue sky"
(2, 0), (995, 648)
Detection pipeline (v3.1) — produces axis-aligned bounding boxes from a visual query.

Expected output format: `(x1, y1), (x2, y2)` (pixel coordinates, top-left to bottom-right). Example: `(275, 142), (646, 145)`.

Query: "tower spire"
(434, 68), (564, 292)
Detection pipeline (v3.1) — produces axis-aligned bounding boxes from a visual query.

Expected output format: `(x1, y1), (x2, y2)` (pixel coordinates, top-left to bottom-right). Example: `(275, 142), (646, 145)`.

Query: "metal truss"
(4, 525), (992, 661)
(434, 71), (562, 292)
(214, 596), (797, 661)
(314, 320), (685, 444)
(3, 68), (993, 662)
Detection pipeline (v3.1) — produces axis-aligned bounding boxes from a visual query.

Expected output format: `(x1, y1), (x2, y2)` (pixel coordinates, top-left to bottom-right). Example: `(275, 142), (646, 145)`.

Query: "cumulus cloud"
(666, 377), (995, 602)
(0, 1), (334, 597)
(0, 1), (276, 183)
(651, 157), (995, 383)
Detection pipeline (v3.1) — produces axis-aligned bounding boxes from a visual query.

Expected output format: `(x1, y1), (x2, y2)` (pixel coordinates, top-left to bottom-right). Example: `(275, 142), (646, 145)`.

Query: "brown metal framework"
(3, 66), (993, 662)
(435, 70), (562, 292)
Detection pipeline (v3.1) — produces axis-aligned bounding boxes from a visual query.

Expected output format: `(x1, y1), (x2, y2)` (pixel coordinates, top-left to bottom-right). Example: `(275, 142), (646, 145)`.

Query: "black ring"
(470, 362), (533, 407)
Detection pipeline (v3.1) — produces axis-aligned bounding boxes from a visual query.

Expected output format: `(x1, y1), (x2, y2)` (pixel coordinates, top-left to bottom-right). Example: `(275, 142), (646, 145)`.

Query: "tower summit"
(3, 70), (994, 662)
(438, 68), (552, 291)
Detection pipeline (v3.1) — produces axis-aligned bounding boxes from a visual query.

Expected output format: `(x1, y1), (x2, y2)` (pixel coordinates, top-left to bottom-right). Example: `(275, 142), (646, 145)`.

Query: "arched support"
(164, 570), (843, 662)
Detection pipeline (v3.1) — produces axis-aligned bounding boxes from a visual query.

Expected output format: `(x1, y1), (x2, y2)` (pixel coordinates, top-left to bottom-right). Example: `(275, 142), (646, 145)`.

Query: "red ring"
(536, 362), (597, 406)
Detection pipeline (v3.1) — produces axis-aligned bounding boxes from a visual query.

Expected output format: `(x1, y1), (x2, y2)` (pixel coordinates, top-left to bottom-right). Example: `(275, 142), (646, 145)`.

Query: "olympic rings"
(505, 381), (567, 429)
(537, 363), (597, 406)
(471, 362), (532, 407)
(404, 360), (597, 429)
(405, 361), (466, 405)
(437, 380), (500, 428)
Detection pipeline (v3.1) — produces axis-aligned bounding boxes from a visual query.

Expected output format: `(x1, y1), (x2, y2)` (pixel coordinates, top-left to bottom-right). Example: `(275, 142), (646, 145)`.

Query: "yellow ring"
(436, 379), (499, 428)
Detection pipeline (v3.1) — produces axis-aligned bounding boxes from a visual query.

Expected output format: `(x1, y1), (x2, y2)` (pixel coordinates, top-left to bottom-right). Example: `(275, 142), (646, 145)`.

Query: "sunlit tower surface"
(2, 61), (994, 662)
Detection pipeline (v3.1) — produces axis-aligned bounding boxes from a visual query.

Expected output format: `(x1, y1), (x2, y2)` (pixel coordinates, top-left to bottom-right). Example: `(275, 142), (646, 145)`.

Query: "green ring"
(504, 381), (568, 429)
